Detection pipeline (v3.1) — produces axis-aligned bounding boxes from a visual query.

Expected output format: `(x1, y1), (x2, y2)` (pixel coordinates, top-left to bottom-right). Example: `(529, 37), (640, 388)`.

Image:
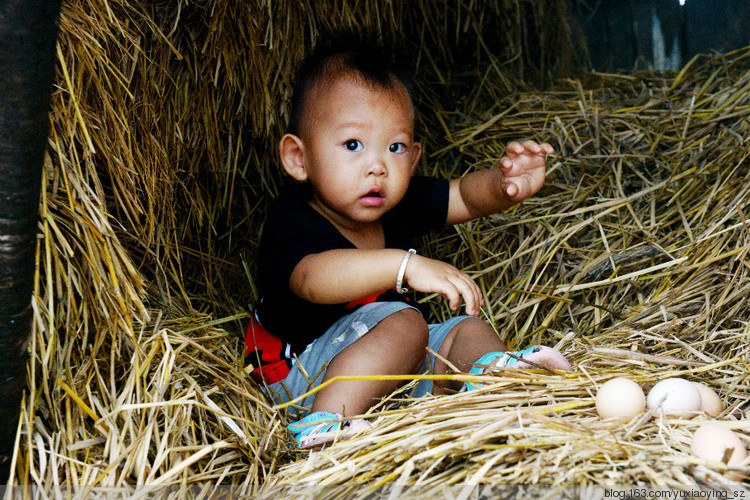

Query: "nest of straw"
(258, 50), (750, 492)
(8, 0), (750, 495)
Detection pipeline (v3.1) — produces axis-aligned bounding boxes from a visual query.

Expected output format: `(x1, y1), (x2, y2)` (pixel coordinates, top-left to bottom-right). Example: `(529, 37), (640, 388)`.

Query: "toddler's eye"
(345, 139), (363, 151)
(389, 143), (407, 153)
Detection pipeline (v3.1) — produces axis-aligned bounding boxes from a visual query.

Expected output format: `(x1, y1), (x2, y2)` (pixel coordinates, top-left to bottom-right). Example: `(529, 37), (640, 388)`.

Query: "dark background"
(575, 0), (750, 71)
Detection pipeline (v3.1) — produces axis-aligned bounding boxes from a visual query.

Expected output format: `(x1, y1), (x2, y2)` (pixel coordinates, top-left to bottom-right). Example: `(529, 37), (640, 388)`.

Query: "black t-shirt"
(255, 176), (450, 355)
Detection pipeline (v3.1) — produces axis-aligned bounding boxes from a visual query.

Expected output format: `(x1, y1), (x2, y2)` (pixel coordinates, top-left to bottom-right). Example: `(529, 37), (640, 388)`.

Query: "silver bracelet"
(396, 249), (417, 294)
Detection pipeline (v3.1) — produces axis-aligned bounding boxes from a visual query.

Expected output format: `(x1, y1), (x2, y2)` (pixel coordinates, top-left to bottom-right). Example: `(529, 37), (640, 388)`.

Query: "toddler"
(245, 32), (571, 447)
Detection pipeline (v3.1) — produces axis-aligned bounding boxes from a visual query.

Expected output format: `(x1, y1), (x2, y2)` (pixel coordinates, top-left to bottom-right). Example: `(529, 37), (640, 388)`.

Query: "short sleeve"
(258, 186), (352, 298)
(382, 176), (449, 247)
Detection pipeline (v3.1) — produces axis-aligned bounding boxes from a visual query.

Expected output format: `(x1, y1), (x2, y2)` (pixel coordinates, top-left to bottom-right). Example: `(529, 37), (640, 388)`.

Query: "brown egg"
(595, 377), (646, 423)
(691, 382), (723, 417)
(690, 422), (747, 481)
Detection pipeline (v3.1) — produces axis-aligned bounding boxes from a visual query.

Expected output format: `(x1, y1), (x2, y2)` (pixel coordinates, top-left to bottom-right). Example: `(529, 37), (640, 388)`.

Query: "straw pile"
(7, 0), (750, 495)
(8, 0), (586, 493)
(259, 50), (750, 494)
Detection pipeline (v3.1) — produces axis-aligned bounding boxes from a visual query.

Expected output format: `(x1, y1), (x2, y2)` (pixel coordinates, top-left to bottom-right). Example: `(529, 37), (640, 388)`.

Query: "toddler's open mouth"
(360, 188), (384, 207)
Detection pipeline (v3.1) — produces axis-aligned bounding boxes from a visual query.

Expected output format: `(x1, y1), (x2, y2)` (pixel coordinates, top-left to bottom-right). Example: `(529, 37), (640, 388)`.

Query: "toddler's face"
(297, 75), (421, 231)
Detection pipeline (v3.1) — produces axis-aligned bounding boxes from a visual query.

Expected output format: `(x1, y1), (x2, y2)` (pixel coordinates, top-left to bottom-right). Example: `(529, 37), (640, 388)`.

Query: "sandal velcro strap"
(468, 346), (540, 376)
(287, 411), (372, 448)
(288, 411), (343, 447)
(463, 345), (571, 391)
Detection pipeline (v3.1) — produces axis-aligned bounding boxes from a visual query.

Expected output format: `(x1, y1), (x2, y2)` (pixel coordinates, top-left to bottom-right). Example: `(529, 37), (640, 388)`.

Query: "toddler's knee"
(391, 308), (429, 366)
(397, 307), (429, 339)
(454, 316), (492, 336)
(450, 316), (507, 353)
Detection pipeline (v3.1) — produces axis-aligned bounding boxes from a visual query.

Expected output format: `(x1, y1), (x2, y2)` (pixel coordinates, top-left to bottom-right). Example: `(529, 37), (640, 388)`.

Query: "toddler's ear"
(279, 134), (308, 181)
(410, 142), (422, 173)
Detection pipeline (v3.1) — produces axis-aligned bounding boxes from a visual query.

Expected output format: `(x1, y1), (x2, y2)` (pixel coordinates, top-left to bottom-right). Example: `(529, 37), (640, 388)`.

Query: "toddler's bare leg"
(311, 308), (428, 417)
(432, 317), (507, 394)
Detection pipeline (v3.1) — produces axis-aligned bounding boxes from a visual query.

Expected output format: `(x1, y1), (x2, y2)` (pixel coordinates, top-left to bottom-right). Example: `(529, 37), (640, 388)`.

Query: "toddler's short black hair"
(286, 30), (415, 136)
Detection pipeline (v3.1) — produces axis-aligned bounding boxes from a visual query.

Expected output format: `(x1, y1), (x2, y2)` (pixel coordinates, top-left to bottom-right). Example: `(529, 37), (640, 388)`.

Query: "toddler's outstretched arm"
(290, 249), (483, 316)
(446, 140), (553, 225)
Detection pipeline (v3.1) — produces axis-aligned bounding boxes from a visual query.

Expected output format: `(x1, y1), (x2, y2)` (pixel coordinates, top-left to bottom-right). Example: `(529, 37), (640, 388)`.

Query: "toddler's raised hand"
(499, 140), (554, 202)
(403, 254), (483, 316)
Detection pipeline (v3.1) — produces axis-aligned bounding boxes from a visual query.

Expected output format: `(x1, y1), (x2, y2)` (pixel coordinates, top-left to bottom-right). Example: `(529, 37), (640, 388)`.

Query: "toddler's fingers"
(506, 141), (524, 158)
(500, 156), (513, 171)
(541, 142), (555, 155)
(462, 293), (481, 316)
(453, 275), (482, 316)
(440, 282), (461, 311)
(521, 140), (543, 155)
(504, 181), (519, 198)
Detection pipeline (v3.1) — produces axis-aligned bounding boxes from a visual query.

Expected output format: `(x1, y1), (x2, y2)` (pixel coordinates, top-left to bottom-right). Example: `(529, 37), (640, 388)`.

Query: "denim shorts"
(266, 301), (470, 413)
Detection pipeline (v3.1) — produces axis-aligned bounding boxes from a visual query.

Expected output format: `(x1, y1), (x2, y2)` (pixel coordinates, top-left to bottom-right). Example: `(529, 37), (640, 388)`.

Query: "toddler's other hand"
(403, 255), (483, 316)
(499, 140), (553, 202)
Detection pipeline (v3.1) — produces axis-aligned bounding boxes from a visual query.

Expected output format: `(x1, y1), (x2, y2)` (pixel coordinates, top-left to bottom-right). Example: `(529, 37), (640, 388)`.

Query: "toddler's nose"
(367, 157), (387, 176)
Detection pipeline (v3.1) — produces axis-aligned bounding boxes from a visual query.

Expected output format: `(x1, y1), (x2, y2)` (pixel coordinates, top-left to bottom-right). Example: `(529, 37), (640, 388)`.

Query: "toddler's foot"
(464, 345), (572, 391)
(288, 411), (372, 448)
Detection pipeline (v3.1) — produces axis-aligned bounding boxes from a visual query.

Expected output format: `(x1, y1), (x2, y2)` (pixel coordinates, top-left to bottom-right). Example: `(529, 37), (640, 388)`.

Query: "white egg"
(596, 377), (646, 423)
(647, 377), (702, 417)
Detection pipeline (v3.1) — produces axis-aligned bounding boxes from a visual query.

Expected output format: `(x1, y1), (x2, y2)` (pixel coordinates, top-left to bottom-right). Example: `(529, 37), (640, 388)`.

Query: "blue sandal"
(464, 345), (572, 391)
(288, 411), (371, 448)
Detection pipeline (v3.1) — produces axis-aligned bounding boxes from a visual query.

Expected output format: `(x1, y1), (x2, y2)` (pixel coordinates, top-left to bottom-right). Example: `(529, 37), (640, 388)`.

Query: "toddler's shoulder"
(264, 183), (313, 225)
